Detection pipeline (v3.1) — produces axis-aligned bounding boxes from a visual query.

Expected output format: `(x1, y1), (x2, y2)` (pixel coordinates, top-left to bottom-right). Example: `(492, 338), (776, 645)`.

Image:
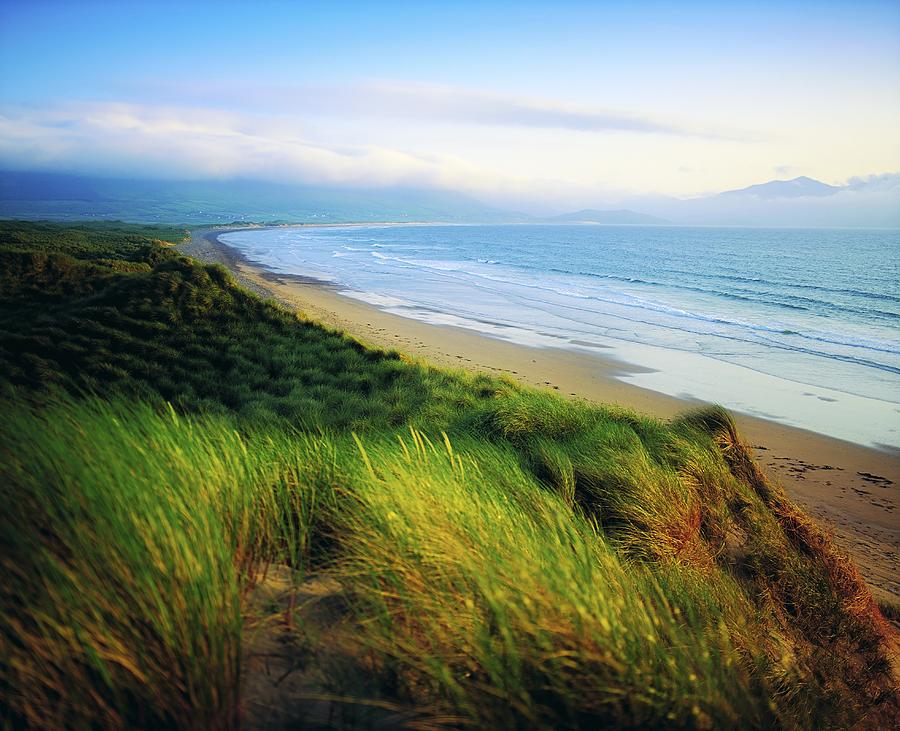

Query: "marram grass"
(1, 223), (897, 729)
(2, 395), (896, 729)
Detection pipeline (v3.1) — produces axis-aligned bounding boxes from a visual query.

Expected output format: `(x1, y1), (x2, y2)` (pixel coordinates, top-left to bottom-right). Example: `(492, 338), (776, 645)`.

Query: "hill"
(4, 170), (899, 228)
(0, 171), (522, 224)
(0, 221), (897, 729)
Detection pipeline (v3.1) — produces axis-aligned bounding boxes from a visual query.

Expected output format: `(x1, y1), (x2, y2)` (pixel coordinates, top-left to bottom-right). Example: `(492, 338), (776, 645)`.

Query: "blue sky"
(1, 1), (898, 204)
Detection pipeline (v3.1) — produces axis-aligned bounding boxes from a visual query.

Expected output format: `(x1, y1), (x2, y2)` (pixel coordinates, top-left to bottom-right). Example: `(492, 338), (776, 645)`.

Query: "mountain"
(548, 208), (670, 225)
(719, 176), (841, 199)
(627, 174), (900, 227)
(0, 171), (524, 224)
(2, 170), (897, 228)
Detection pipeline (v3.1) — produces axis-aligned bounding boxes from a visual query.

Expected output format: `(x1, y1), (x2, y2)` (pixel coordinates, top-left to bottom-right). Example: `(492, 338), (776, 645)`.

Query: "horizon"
(2, 1), (899, 212)
(4, 167), (899, 228)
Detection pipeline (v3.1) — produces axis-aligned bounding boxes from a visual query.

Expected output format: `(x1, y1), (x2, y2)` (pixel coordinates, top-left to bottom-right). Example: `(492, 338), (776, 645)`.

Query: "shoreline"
(183, 226), (899, 606)
(216, 222), (900, 451)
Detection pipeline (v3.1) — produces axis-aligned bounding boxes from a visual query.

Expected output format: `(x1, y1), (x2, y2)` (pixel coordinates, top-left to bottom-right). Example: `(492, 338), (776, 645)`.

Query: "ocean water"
(220, 225), (900, 448)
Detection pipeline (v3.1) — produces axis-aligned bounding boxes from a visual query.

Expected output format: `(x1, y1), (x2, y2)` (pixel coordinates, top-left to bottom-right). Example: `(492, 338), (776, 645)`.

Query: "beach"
(184, 227), (899, 607)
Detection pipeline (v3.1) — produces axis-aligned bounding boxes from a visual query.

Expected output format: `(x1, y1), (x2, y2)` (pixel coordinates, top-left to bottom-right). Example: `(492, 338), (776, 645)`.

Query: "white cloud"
(0, 101), (520, 192)
(140, 80), (751, 141)
(0, 96), (895, 217)
(846, 172), (900, 192)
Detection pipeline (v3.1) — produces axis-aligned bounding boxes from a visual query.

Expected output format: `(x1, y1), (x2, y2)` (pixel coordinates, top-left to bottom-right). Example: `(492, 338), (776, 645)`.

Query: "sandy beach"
(183, 226), (899, 608)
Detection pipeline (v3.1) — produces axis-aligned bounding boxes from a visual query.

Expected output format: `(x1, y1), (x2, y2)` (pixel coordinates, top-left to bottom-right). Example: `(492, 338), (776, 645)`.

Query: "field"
(0, 222), (896, 729)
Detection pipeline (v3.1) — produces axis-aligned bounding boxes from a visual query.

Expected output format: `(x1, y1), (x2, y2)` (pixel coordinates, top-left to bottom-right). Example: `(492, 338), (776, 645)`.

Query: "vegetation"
(0, 221), (491, 430)
(0, 222), (896, 729)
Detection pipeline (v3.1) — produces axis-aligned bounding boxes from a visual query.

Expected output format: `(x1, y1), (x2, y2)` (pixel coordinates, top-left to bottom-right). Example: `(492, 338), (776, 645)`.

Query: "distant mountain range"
(0, 171), (516, 225)
(546, 209), (670, 225)
(627, 174), (900, 228)
(718, 176), (841, 199)
(0, 170), (897, 228)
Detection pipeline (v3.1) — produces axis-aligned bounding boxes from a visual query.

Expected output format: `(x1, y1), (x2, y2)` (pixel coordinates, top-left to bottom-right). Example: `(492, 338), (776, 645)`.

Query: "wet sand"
(182, 226), (899, 608)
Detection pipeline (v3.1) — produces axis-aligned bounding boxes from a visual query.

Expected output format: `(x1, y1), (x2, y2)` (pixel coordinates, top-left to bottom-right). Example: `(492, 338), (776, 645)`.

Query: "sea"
(220, 224), (900, 449)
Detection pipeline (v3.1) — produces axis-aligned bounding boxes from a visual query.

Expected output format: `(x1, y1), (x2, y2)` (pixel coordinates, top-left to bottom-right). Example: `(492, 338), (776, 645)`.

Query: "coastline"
(183, 226), (899, 607)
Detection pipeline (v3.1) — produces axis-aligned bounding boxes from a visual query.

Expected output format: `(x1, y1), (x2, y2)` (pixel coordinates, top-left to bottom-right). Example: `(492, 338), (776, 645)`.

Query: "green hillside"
(0, 222), (896, 729)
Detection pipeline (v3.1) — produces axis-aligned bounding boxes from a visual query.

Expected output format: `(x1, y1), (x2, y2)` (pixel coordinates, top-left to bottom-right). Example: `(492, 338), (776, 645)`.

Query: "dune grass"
(0, 220), (188, 261)
(0, 223), (897, 729)
(2, 395), (895, 729)
(333, 430), (779, 728)
(0, 224), (495, 432)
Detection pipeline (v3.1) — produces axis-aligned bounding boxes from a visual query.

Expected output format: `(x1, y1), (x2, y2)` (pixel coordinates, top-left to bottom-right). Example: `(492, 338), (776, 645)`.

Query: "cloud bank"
(0, 93), (895, 225)
(0, 101), (518, 193)
(0, 82), (761, 207)
(137, 81), (748, 141)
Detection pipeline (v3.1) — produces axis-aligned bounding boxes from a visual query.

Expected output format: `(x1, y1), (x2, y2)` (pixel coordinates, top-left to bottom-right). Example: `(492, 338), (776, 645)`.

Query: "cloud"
(308, 82), (748, 139)
(131, 80), (754, 141)
(0, 101), (518, 192)
(846, 172), (900, 192)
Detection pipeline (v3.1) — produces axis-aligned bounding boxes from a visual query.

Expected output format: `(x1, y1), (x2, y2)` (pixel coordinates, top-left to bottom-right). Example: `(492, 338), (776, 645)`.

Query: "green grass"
(334, 429), (776, 728)
(0, 223), (896, 729)
(0, 220), (188, 261)
(0, 222), (496, 431)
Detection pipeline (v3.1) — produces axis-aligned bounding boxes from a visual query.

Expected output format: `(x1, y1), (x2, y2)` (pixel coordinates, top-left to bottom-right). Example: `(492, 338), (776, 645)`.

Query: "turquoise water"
(221, 225), (900, 448)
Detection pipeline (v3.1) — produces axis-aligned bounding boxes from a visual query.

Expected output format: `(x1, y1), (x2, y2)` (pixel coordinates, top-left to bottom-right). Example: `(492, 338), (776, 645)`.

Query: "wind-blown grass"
(2, 399), (277, 728)
(334, 431), (778, 728)
(3, 394), (895, 729)
(1, 223), (896, 729)
(0, 226), (495, 431)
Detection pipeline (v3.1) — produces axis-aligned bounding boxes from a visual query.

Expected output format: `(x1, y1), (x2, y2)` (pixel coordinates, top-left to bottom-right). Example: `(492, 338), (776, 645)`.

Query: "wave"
(444, 285), (900, 376)
(660, 268), (900, 304)
(524, 267), (900, 321)
(349, 254), (900, 364)
(224, 226), (900, 391)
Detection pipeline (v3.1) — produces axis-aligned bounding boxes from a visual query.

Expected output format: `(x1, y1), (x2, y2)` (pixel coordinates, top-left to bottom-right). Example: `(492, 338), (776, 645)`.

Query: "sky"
(1, 0), (899, 207)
